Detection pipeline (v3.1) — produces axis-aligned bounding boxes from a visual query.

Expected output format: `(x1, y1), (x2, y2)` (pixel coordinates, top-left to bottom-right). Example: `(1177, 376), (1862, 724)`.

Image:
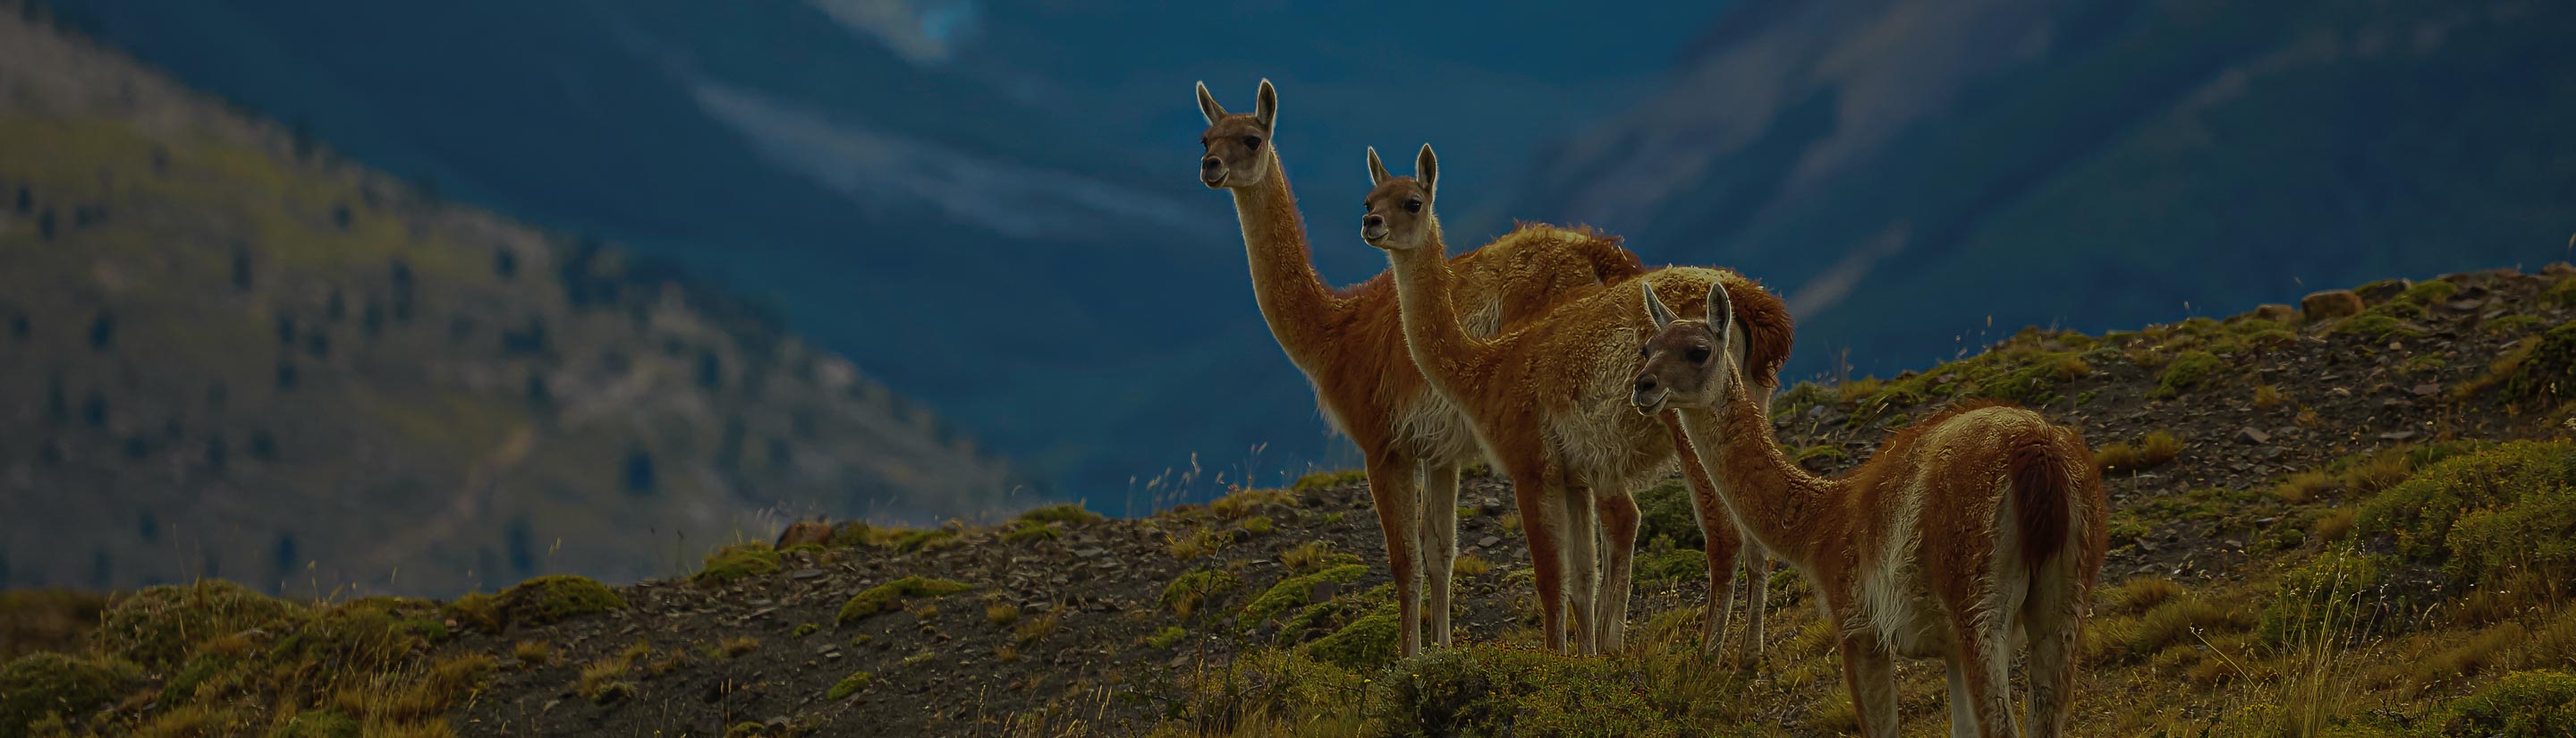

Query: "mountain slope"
(0, 8), (1012, 597)
(10, 267), (2575, 736)
(1513, 0), (2576, 377)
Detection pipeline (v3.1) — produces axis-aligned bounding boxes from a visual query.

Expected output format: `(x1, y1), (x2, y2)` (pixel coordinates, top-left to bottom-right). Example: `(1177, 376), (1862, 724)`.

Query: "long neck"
(1228, 148), (1341, 360)
(1675, 377), (1840, 568)
(1382, 223), (1490, 397)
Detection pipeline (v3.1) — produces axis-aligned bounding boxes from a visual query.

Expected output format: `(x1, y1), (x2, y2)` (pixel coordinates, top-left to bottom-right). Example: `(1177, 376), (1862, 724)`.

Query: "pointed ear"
(1706, 281), (1736, 348)
(1414, 144), (1439, 200)
(1642, 283), (1678, 330)
(1253, 79), (1278, 132)
(1196, 81), (1227, 125)
(1367, 147), (1391, 187)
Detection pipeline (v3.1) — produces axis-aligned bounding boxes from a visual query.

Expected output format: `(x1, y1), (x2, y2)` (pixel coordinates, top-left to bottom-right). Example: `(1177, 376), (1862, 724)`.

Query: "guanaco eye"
(1686, 347), (1712, 364)
(1404, 199), (1422, 213)
(1241, 136), (1262, 150)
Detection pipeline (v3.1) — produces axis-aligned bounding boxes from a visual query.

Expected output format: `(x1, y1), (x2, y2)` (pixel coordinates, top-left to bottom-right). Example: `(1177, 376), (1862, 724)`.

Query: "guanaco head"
(1632, 281), (1737, 415)
(1195, 80), (1279, 189)
(1360, 144), (1439, 251)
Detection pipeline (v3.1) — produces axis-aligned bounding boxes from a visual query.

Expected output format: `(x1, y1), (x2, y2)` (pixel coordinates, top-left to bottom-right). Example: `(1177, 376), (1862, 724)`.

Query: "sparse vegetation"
(1015, 503), (1103, 526)
(2097, 429), (2184, 472)
(826, 671), (874, 700)
(836, 576), (973, 624)
(692, 542), (783, 587)
(1160, 569), (1242, 619)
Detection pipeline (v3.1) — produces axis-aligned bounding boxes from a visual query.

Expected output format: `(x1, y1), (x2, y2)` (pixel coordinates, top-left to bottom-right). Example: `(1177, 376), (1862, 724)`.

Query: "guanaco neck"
(1227, 148), (1343, 362)
(1677, 377), (1843, 570)
(1381, 221), (1496, 402)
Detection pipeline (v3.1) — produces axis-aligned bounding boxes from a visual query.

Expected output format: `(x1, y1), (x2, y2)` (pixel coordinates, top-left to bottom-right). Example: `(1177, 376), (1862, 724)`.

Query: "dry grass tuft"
(2097, 430), (2184, 473)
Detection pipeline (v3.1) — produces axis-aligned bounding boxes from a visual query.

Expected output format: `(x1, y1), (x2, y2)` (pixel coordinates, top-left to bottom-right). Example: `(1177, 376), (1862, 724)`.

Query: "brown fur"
(1198, 81), (1647, 657)
(1360, 144), (1793, 654)
(1640, 284), (2108, 738)
(775, 521), (832, 549)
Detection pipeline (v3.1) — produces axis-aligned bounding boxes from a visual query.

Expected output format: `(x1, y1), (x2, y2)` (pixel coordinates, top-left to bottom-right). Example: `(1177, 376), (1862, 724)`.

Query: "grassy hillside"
(5, 267), (2572, 736)
(0, 6), (1015, 598)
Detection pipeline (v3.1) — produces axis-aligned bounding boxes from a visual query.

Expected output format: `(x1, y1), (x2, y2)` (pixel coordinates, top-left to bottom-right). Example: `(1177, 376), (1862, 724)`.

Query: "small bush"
(2357, 440), (2576, 587)
(716, 636), (758, 658)
(1003, 521), (1060, 543)
(826, 671), (873, 700)
(1147, 626), (1186, 649)
(2152, 351), (2224, 397)
(1014, 503), (1102, 526)
(510, 640), (550, 666)
(691, 543), (782, 587)
(2420, 670), (2576, 737)
(1292, 470), (1366, 492)
(1161, 569), (1243, 619)
(2097, 430), (2184, 473)
(2335, 313), (2419, 342)
(1452, 554), (1493, 578)
(0, 652), (139, 736)
(836, 577), (972, 623)
(1013, 609), (1059, 645)
(2258, 547), (2389, 647)
(1240, 515), (1274, 535)
(462, 575), (625, 631)
(2100, 578), (2187, 615)
(1243, 564), (1367, 624)
(1632, 479), (1703, 551)
(985, 604), (1019, 626)
(2499, 324), (2576, 403)
(94, 580), (304, 669)
(2252, 385), (2287, 408)
(1369, 644), (1683, 737)
(1301, 607), (1399, 672)
(1279, 542), (1358, 575)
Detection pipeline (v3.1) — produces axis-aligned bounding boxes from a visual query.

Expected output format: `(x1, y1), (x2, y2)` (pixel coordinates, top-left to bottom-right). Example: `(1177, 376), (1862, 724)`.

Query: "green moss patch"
(1301, 605), (1400, 673)
(0, 652), (140, 737)
(836, 576), (972, 623)
(489, 575), (626, 629)
(1369, 645), (1677, 737)
(1243, 564), (1367, 624)
(2422, 670), (2576, 737)
(2151, 350), (2224, 397)
(692, 543), (783, 587)
(93, 580), (304, 670)
(1014, 503), (1103, 526)
(826, 671), (874, 700)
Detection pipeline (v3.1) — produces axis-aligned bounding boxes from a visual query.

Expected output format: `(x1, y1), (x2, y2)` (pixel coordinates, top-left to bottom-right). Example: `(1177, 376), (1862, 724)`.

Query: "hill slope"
(7, 267), (2574, 736)
(0, 8), (1014, 598)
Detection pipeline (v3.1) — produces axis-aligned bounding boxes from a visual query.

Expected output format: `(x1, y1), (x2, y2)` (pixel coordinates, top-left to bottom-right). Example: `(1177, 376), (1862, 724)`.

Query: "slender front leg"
(1596, 490), (1641, 652)
(1836, 616), (1901, 738)
(1420, 462), (1463, 649)
(1664, 410), (1740, 657)
(1364, 454), (1425, 658)
(1740, 543), (1768, 664)
(1512, 471), (1569, 654)
(1562, 483), (1601, 655)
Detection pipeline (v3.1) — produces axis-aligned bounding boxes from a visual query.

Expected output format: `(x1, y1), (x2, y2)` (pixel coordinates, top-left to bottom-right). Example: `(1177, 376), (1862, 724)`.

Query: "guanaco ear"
(1642, 283), (1678, 330)
(1414, 143), (1439, 200)
(1367, 147), (1391, 187)
(1196, 81), (1227, 125)
(1706, 281), (1736, 349)
(1253, 79), (1278, 132)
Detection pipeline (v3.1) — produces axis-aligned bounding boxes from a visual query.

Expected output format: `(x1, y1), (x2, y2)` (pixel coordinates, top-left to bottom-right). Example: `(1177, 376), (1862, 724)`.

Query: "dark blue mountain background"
(39, 0), (2576, 514)
(1509, 0), (2576, 378)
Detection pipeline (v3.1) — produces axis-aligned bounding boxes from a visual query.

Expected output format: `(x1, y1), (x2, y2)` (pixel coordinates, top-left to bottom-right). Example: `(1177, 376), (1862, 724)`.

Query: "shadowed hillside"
(0, 5), (1016, 598)
(6, 266), (2573, 735)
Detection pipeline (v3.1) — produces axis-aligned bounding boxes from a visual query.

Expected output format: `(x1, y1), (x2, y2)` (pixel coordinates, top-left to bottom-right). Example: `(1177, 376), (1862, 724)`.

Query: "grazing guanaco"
(1196, 81), (1650, 657)
(1637, 282), (2108, 737)
(1359, 144), (1792, 654)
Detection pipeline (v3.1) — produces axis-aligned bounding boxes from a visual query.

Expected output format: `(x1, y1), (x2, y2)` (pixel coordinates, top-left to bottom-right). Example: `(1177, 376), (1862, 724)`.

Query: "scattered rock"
(2250, 303), (2297, 322)
(2379, 430), (2420, 441)
(2236, 427), (2272, 445)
